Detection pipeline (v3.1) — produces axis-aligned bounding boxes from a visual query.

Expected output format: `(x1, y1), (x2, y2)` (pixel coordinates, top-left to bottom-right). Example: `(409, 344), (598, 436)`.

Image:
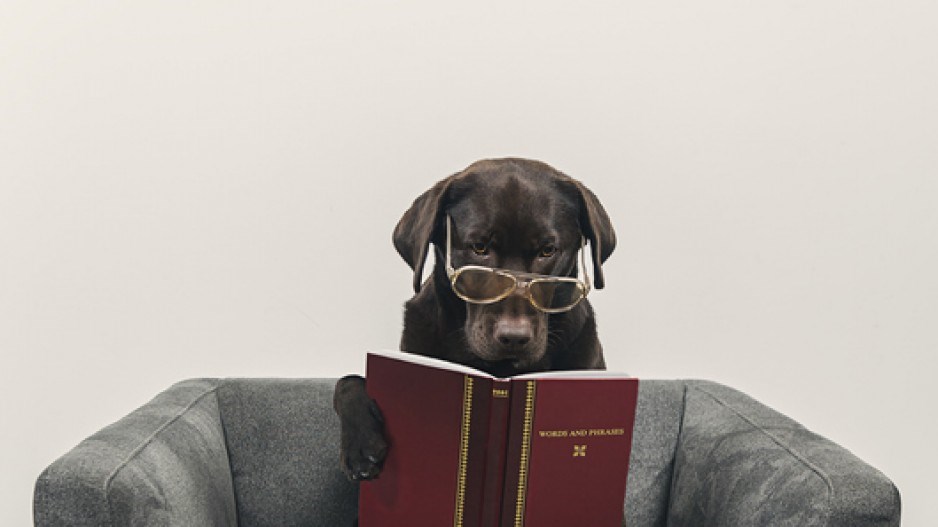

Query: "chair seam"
(665, 382), (690, 519)
(214, 378), (244, 523)
(103, 384), (221, 524)
(690, 383), (835, 522)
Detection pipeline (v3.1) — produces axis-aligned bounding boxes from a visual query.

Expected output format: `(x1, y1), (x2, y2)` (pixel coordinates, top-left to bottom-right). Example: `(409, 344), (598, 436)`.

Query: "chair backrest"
(216, 379), (358, 527)
(625, 380), (687, 527)
(215, 378), (687, 527)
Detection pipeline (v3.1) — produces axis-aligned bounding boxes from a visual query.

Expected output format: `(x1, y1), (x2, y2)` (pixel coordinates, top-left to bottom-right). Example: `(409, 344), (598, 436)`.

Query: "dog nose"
(494, 319), (532, 349)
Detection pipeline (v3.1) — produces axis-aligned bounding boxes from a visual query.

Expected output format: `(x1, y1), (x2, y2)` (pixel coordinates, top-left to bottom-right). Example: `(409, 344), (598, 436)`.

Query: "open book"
(358, 350), (639, 527)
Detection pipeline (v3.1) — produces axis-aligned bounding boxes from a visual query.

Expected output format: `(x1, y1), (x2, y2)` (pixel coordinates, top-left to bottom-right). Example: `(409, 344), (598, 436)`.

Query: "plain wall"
(2, 1), (935, 525)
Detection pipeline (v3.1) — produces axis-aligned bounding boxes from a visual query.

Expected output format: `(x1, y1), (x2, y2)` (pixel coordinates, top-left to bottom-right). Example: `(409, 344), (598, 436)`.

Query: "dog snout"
(494, 318), (533, 350)
(463, 282), (549, 369)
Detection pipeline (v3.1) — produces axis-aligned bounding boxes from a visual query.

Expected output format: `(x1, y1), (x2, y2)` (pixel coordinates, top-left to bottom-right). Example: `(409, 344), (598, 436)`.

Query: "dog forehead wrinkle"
(451, 176), (571, 224)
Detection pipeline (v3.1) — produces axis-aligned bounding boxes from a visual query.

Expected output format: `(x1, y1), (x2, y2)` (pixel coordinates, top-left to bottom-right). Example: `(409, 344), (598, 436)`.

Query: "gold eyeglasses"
(445, 216), (591, 313)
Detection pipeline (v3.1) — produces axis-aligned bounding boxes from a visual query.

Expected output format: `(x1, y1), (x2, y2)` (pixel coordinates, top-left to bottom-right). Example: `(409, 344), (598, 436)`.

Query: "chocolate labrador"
(333, 157), (616, 483)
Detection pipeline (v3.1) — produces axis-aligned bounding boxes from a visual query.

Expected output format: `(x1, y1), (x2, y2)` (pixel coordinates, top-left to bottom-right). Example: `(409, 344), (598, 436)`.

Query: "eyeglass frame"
(444, 215), (591, 313)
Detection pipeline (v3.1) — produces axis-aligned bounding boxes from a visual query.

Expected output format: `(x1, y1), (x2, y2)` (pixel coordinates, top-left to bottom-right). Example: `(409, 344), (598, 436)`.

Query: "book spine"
(458, 375), (495, 527)
(478, 378), (512, 527)
(498, 379), (538, 527)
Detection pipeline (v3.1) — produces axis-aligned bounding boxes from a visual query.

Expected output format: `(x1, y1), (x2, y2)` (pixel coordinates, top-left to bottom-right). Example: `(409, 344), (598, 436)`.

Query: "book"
(358, 350), (639, 527)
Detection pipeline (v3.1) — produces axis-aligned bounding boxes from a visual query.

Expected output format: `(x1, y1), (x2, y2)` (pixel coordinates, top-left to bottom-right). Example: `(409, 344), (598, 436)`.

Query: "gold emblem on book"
(573, 444), (587, 457)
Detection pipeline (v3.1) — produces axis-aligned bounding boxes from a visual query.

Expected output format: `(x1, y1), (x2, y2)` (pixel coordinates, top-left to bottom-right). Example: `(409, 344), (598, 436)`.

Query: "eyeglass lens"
(452, 269), (515, 302)
(527, 280), (583, 311)
(452, 268), (583, 310)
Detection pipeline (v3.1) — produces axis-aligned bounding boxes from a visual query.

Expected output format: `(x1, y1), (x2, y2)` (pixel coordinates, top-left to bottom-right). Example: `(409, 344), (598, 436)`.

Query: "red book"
(358, 350), (639, 527)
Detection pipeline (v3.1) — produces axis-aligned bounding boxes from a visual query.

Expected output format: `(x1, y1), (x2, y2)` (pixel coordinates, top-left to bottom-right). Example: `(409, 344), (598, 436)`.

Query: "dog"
(333, 157), (616, 483)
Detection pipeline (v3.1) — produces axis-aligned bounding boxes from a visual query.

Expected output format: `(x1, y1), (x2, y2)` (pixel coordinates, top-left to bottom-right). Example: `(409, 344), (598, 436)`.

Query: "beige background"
(2, 1), (935, 525)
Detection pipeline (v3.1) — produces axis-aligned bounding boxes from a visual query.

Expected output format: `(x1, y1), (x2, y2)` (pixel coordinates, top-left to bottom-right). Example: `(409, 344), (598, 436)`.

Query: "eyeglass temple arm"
(445, 215), (454, 274)
(579, 235), (590, 293)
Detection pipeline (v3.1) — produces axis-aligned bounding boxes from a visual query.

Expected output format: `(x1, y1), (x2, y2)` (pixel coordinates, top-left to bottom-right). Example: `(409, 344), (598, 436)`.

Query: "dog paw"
(340, 400), (388, 481)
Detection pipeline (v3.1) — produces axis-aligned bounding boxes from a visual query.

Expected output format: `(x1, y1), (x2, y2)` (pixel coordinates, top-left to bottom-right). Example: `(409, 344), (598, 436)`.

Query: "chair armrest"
(34, 379), (238, 527)
(668, 381), (900, 527)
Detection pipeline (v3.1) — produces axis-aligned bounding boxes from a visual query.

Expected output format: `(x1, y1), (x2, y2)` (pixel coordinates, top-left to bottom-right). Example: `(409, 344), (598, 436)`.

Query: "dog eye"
(538, 245), (557, 258)
(471, 242), (489, 256)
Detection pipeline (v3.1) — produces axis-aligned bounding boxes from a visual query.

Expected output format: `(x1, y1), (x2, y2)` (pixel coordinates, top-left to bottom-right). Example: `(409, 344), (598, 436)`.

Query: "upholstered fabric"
(34, 378), (901, 526)
(34, 379), (237, 526)
(216, 379), (357, 526)
(624, 380), (686, 527)
(668, 381), (901, 527)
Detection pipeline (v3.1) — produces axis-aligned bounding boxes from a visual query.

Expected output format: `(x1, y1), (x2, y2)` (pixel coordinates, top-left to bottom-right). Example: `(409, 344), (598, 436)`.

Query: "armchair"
(34, 378), (900, 526)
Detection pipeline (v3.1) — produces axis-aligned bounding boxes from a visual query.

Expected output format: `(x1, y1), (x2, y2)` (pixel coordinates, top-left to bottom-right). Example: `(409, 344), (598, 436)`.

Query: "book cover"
(358, 350), (639, 527)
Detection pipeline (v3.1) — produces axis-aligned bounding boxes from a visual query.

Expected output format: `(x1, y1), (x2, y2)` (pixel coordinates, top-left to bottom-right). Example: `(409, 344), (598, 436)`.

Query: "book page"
(512, 369), (632, 380)
(366, 349), (496, 379)
(368, 350), (631, 380)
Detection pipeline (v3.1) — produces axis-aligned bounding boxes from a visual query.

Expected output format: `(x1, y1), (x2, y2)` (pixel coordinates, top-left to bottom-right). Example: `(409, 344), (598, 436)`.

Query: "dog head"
(393, 158), (615, 372)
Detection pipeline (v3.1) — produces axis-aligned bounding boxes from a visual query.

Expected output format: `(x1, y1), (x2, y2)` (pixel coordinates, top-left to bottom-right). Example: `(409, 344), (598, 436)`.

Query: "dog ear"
(393, 177), (455, 292)
(572, 181), (616, 289)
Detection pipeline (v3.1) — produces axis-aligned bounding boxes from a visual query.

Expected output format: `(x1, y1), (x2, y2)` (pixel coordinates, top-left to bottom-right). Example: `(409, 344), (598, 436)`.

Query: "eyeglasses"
(445, 216), (591, 313)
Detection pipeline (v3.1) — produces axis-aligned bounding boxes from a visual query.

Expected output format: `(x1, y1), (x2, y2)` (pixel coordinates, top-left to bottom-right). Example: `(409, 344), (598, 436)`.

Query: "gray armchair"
(34, 378), (900, 526)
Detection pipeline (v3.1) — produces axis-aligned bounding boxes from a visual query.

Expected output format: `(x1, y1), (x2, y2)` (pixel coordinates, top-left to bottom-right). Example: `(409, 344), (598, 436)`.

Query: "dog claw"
(342, 440), (388, 481)
(348, 459), (382, 481)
